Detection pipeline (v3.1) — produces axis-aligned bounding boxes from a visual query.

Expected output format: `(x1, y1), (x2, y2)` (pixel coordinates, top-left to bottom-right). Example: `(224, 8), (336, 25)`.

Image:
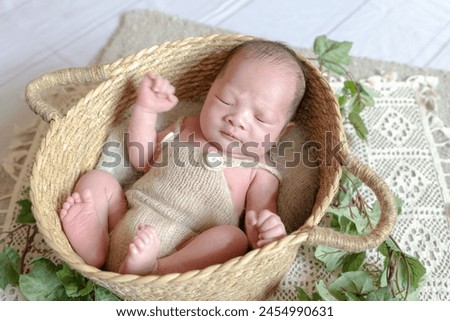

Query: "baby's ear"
(280, 121), (295, 137)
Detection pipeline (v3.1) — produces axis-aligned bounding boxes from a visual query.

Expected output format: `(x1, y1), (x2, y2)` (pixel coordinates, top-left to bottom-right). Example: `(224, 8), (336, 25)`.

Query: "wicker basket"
(25, 34), (397, 300)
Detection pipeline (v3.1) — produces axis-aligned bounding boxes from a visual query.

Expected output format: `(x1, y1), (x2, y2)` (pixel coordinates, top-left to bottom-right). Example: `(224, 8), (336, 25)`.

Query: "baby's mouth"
(220, 131), (242, 143)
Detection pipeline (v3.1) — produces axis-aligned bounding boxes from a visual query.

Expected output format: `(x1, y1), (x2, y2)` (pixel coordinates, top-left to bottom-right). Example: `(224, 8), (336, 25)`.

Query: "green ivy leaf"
(342, 291), (365, 301)
(93, 285), (121, 301)
(328, 271), (376, 296)
(378, 241), (389, 257)
(359, 83), (378, 105)
(348, 95), (365, 114)
(342, 252), (366, 272)
(384, 237), (402, 253)
(337, 94), (348, 107)
(343, 81), (376, 113)
(16, 188), (35, 224)
(340, 169), (363, 195)
(403, 286), (422, 300)
(379, 247), (426, 300)
(334, 188), (352, 207)
(0, 247), (20, 289)
(16, 198), (35, 224)
(343, 80), (357, 95)
(327, 206), (375, 235)
(326, 207), (358, 233)
(313, 35), (331, 56)
(56, 263), (93, 299)
(366, 287), (395, 301)
(361, 209), (381, 234)
(315, 245), (348, 271)
(19, 258), (69, 300)
(315, 280), (338, 301)
(401, 255), (427, 291)
(295, 286), (312, 301)
(348, 111), (369, 141)
(326, 206), (353, 218)
(313, 35), (353, 76)
(337, 215), (359, 235)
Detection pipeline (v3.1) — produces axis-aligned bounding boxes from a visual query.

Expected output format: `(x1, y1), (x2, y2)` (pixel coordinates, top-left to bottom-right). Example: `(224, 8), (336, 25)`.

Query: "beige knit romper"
(105, 119), (281, 272)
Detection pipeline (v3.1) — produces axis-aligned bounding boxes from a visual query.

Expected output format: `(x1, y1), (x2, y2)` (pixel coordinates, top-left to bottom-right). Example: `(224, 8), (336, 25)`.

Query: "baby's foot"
(60, 189), (108, 267)
(118, 224), (160, 275)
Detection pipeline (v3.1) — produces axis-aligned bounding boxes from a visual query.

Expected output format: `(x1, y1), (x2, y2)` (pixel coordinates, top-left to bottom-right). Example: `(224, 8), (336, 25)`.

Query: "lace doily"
(270, 74), (450, 301)
(1, 75), (449, 301)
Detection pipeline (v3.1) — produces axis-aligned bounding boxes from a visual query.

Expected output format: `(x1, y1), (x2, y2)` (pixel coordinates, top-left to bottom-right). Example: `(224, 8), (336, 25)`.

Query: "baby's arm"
(244, 170), (287, 249)
(128, 72), (178, 172)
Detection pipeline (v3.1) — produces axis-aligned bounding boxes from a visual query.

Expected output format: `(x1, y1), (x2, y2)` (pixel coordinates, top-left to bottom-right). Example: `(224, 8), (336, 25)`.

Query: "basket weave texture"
(25, 34), (397, 300)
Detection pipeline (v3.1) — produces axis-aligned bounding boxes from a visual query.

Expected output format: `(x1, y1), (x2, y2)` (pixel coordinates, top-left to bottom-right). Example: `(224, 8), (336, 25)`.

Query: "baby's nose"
(226, 113), (247, 130)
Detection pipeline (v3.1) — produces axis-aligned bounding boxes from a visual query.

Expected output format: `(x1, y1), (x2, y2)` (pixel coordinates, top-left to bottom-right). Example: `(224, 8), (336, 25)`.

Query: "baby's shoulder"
(181, 116), (200, 130)
(156, 116), (198, 140)
(179, 116), (205, 141)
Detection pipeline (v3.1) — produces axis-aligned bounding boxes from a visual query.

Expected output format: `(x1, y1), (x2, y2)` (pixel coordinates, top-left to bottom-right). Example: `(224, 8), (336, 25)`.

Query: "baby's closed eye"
(255, 114), (267, 123)
(215, 95), (233, 106)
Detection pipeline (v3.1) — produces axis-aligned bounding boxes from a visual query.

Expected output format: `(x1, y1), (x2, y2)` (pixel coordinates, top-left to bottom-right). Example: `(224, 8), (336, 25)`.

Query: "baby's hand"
(136, 72), (178, 113)
(245, 209), (287, 249)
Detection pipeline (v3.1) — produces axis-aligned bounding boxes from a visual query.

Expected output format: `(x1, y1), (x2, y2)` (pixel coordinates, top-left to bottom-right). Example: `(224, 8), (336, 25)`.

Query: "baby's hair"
(217, 40), (307, 121)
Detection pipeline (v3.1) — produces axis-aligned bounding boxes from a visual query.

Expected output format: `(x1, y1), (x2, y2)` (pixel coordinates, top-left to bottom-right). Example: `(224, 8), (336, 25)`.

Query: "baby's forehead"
(231, 47), (295, 66)
(228, 51), (299, 78)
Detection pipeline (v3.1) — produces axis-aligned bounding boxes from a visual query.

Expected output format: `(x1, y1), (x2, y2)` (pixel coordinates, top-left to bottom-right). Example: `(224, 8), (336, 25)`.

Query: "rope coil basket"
(25, 34), (397, 300)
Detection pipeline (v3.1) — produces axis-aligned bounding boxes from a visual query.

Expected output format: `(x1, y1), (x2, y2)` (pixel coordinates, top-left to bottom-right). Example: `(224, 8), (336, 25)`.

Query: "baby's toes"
(138, 232), (152, 246)
(129, 243), (139, 255)
(139, 225), (160, 248)
(60, 208), (68, 218)
(80, 189), (94, 203)
(132, 236), (146, 251)
(138, 225), (155, 237)
(62, 202), (72, 211)
(65, 195), (75, 206)
(71, 192), (81, 203)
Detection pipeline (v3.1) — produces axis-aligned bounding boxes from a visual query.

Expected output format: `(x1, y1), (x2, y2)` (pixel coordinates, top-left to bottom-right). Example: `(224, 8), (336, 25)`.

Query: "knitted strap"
(228, 158), (282, 182)
(159, 118), (184, 144)
(200, 152), (283, 181)
(252, 162), (283, 182)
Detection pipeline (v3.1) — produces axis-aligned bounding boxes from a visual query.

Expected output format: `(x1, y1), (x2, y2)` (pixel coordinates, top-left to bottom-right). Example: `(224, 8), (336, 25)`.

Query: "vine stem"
(8, 224), (39, 274)
(340, 170), (413, 300)
(19, 225), (36, 274)
(388, 236), (411, 300)
(0, 224), (32, 247)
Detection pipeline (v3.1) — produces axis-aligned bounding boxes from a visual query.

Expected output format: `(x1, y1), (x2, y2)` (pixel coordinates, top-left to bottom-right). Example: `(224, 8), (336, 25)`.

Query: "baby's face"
(200, 53), (296, 159)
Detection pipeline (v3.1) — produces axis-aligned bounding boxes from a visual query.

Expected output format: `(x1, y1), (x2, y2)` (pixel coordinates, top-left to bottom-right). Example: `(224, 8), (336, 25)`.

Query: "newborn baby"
(59, 40), (306, 275)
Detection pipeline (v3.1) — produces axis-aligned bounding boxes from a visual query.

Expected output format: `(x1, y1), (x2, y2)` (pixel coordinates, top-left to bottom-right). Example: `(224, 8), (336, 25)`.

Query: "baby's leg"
(118, 225), (247, 275)
(158, 225), (248, 275)
(60, 169), (127, 267)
